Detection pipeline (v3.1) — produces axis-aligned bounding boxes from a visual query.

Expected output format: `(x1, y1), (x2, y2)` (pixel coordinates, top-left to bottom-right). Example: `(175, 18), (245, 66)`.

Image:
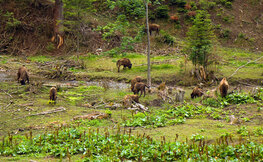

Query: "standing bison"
(17, 65), (29, 85)
(49, 87), (57, 104)
(191, 87), (204, 99)
(116, 58), (132, 72)
(219, 78), (229, 98)
(145, 24), (160, 36)
(133, 82), (149, 97)
(131, 76), (142, 92)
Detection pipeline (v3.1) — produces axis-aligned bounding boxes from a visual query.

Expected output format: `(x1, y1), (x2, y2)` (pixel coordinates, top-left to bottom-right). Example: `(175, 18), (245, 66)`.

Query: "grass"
(0, 48), (263, 160)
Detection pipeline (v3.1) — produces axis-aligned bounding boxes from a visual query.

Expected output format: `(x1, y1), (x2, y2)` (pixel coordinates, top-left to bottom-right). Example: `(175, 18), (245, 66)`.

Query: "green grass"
(27, 55), (53, 63)
(0, 48), (263, 161)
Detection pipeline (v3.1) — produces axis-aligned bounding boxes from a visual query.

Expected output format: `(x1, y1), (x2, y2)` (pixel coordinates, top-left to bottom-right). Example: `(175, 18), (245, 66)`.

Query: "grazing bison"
(49, 87), (57, 103)
(145, 23), (160, 35)
(123, 94), (140, 107)
(191, 87), (204, 99)
(133, 82), (149, 97)
(158, 82), (166, 91)
(116, 58), (132, 72)
(219, 77), (229, 98)
(17, 66), (29, 85)
(131, 76), (142, 92)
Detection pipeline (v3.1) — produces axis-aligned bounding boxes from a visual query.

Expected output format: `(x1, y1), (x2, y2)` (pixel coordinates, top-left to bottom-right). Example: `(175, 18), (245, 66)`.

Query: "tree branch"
(228, 55), (263, 79)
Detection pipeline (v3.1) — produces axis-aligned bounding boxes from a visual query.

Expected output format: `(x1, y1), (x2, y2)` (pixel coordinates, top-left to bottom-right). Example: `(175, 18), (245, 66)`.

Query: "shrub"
(106, 0), (145, 19)
(184, 3), (191, 10)
(187, 11), (196, 17)
(155, 5), (169, 19)
(199, 0), (216, 10)
(170, 15), (179, 22)
(156, 31), (176, 46)
(169, 0), (187, 8)
(220, 29), (231, 38)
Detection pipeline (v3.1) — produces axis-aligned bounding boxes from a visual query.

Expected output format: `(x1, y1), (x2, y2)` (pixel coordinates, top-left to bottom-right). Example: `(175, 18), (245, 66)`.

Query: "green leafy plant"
(190, 133), (204, 141)
(237, 126), (249, 136)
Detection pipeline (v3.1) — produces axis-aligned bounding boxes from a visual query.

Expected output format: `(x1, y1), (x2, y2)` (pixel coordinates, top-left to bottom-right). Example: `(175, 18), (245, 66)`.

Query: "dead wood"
(127, 103), (149, 112)
(228, 55), (263, 79)
(73, 112), (109, 120)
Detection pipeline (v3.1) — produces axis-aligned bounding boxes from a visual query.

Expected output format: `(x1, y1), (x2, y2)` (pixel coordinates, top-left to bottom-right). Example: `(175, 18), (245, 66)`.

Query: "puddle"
(43, 80), (129, 90)
(86, 80), (129, 89)
(0, 72), (13, 82)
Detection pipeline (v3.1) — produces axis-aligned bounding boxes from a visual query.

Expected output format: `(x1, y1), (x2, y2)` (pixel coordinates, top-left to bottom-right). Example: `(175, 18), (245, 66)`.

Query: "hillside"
(0, 0), (262, 56)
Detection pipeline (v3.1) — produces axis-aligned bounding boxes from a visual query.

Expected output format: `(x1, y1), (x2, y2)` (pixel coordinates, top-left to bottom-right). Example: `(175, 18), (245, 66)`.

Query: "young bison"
(17, 66), (29, 85)
(123, 94), (140, 107)
(191, 87), (204, 99)
(145, 24), (160, 35)
(133, 82), (149, 97)
(49, 87), (57, 103)
(219, 77), (229, 98)
(116, 58), (132, 72)
(131, 76), (142, 92)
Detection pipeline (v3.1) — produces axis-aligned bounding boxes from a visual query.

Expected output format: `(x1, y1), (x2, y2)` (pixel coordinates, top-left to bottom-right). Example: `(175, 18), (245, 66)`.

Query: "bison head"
(128, 63), (132, 69)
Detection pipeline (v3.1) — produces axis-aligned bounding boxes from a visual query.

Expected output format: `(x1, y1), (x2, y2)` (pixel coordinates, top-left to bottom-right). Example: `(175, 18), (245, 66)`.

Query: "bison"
(158, 82), (166, 91)
(17, 65), (29, 85)
(219, 77), (229, 98)
(123, 94), (140, 107)
(133, 82), (149, 97)
(191, 87), (204, 99)
(116, 58), (132, 72)
(145, 23), (160, 36)
(131, 76), (142, 92)
(49, 87), (57, 103)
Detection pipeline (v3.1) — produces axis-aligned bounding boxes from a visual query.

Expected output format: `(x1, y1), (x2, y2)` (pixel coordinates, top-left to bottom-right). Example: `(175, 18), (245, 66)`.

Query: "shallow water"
(0, 72), (13, 82)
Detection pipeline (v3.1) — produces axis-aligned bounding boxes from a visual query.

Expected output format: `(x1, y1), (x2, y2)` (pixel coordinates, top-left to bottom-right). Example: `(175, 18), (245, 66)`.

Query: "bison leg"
(17, 73), (20, 83)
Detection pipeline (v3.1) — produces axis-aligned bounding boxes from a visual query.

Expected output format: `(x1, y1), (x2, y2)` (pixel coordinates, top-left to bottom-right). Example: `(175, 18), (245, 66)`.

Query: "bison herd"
(16, 55), (229, 106)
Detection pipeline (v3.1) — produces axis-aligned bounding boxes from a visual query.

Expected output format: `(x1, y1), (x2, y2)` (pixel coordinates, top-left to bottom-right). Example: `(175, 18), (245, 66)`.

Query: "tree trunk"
(51, 0), (64, 49)
(145, 1), (151, 88)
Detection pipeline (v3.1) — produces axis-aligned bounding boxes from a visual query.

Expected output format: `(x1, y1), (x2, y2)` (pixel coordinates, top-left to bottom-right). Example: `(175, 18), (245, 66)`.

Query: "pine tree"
(186, 10), (215, 69)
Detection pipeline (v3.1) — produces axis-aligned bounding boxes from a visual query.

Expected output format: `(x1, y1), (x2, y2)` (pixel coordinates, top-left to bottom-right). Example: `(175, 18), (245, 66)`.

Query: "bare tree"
(145, 0), (151, 88)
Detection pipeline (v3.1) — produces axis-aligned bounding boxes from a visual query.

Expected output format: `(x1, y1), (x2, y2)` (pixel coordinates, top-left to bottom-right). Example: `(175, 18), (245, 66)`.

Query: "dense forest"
(0, 0), (263, 161)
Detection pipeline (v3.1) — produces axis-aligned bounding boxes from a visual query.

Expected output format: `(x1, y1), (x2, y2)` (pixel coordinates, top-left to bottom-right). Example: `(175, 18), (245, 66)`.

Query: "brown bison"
(145, 23), (160, 35)
(116, 58), (132, 72)
(123, 94), (140, 107)
(158, 82), (166, 91)
(219, 77), (229, 98)
(133, 82), (149, 97)
(131, 76), (142, 92)
(17, 66), (29, 85)
(191, 87), (204, 99)
(49, 87), (57, 103)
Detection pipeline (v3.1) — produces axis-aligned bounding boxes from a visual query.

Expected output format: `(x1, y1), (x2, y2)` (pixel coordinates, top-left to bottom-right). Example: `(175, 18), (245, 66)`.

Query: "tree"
(186, 10), (215, 69)
(144, 0), (151, 88)
(51, 0), (64, 49)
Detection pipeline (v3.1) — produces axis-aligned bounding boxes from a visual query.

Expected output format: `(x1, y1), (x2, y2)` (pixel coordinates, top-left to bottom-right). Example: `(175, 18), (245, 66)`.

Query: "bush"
(220, 29), (231, 38)
(156, 31), (176, 46)
(106, 0), (145, 19)
(169, 0), (187, 8)
(155, 5), (169, 19)
(199, 0), (216, 10)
